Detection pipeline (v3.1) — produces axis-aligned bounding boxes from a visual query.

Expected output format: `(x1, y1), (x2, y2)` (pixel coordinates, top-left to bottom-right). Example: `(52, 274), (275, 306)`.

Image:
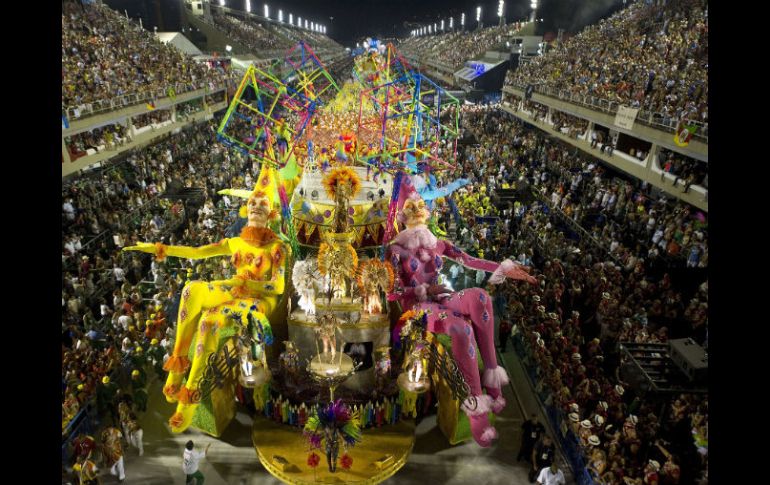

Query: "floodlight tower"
(498, 1), (505, 27)
(530, 1), (538, 22)
(461, 12), (465, 31)
(476, 6), (482, 30)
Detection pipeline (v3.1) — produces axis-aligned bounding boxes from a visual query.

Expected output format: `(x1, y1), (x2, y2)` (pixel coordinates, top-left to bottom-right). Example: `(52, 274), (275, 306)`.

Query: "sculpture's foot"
(483, 366), (509, 414)
(169, 402), (198, 433)
(163, 373), (185, 403)
(462, 395), (497, 447)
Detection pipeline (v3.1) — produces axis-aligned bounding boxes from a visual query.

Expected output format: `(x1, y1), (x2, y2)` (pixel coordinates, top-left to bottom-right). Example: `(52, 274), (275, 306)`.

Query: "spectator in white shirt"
(113, 266), (126, 283)
(537, 462), (566, 485)
(63, 199), (76, 221)
(117, 310), (132, 332)
(183, 440), (210, 485)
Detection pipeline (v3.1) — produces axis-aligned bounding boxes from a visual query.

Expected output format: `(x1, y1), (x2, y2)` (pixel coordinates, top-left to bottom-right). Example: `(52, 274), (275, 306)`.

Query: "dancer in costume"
(123, 168), (288, 433)
(386, 176), (537, 447)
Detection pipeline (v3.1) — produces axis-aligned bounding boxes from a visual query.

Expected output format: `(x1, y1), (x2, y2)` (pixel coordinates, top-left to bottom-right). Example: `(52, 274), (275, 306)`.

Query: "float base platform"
(252, 416), (415, 484)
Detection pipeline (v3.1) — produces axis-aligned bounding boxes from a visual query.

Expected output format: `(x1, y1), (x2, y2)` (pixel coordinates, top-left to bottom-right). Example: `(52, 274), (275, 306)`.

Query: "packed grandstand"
(62, 1), (707, 484)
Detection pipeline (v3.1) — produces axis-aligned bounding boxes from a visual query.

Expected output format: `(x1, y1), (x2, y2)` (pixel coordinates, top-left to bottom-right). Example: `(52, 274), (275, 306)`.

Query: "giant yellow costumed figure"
(124, 167), (289, 433)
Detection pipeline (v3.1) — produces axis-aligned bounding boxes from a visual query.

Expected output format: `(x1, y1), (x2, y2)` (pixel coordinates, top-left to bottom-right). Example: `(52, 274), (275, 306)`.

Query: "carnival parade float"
(125, 40), (536, 484)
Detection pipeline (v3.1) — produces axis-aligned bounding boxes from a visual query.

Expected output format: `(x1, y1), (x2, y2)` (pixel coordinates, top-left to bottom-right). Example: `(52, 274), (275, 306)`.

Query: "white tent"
(155, 32), (203, 57)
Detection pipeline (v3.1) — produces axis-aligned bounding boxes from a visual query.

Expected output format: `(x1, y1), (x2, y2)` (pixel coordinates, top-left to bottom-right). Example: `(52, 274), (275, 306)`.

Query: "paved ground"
(76, 345), (574, 484)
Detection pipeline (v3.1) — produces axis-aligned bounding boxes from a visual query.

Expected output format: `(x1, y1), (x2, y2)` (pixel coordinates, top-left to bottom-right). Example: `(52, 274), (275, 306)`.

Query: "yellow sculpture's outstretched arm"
(123, 240), (231, 260)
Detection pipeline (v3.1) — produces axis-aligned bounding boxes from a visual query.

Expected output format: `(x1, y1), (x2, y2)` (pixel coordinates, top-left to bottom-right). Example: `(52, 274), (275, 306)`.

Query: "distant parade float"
(126, 40), (536, 484)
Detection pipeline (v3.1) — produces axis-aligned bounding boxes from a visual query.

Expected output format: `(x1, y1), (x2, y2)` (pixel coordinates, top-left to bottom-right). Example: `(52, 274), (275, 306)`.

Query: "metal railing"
(506, 83), (708, 142)
(63, 80), (227, 123)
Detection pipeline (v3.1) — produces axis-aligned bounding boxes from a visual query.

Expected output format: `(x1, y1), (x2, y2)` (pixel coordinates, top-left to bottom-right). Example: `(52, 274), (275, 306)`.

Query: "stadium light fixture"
(450, 17), (454, 29)
(245, 0), (251, 13)
(219, 0), (225, 5)
(305, 19), (308, 29)
(278, 9), (283, 22)
(476, 6), (481, 22)
(434, 22), (437, 32)
(298, 16), (302, 27)
(498, 1), (504, 17)
(441, 19), (444, 30)
(428, 25), (432, 33)
(289, 13), (293, 25)
(264, 4), (269, 19)
(461, 12), (465, 27)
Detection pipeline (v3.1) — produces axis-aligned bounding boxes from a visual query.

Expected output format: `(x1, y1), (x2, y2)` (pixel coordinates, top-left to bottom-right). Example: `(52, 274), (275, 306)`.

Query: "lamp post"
(530, 1), (538, 23)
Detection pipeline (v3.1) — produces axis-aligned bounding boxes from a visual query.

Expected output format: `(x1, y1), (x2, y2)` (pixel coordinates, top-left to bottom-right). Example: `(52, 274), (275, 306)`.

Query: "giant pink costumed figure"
(386, 176), (537, 447)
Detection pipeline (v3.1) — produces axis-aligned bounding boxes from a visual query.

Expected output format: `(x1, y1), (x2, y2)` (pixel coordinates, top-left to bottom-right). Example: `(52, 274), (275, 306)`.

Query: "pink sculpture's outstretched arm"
(438, 240), (537, 285)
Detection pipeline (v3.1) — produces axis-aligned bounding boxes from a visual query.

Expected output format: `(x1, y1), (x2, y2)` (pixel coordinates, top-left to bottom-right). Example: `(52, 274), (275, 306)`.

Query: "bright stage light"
(476, 6), (481, 22)
(289, 13), (293, 25)
(245, 0), (251, 13)
(278, 9), (283, 22)
(461, 12), (465, 26)
(441, 19), (444, 30)
(498, 1), (504, 17)
(263, 4), (269, 19)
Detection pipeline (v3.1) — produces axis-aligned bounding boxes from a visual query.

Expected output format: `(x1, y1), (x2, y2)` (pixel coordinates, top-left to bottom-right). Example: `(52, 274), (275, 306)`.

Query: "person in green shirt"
(131, 369), (148, 412)
(97, 376), (120, 426)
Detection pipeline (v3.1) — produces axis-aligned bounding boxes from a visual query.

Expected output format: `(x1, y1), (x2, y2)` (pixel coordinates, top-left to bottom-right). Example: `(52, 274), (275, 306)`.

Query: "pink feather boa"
(391, 225), (438, 250)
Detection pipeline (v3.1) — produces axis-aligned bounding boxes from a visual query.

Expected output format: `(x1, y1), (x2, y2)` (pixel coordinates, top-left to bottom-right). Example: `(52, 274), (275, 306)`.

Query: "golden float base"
(252, 416), (415, 484)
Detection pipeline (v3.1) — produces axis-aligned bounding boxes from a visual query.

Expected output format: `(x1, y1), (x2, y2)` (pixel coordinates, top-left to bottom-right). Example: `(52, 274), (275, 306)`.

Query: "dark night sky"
(107, 0), (628, 46)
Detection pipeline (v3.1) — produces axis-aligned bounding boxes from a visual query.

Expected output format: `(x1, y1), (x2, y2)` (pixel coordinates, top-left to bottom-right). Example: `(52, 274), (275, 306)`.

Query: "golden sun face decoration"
(322, 166), (362, 201)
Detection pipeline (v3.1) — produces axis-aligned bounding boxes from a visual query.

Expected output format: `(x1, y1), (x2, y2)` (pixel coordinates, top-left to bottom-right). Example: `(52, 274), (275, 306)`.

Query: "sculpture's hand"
(489, 259), (538, 285)
(122, 242), (156, 253)
(506, 263), (538, 285)
(427, 284), (451, 297)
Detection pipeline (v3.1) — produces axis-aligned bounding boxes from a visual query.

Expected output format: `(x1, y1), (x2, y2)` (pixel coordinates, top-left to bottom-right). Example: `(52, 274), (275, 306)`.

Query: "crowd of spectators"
(271, 24), (346, 53)
(657, 148), (707, 190)
(62, 118), (260, 481)
(438, 106), (707, 271)
(65, 124), (130, 161)
(506, 0), (708, 126)
(434, 104), (707, 484)
(211, 10), (293, 53)
(62, 0), (227, 111)
(131, 110), (174, 130)
(400, 22), (526, 68)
